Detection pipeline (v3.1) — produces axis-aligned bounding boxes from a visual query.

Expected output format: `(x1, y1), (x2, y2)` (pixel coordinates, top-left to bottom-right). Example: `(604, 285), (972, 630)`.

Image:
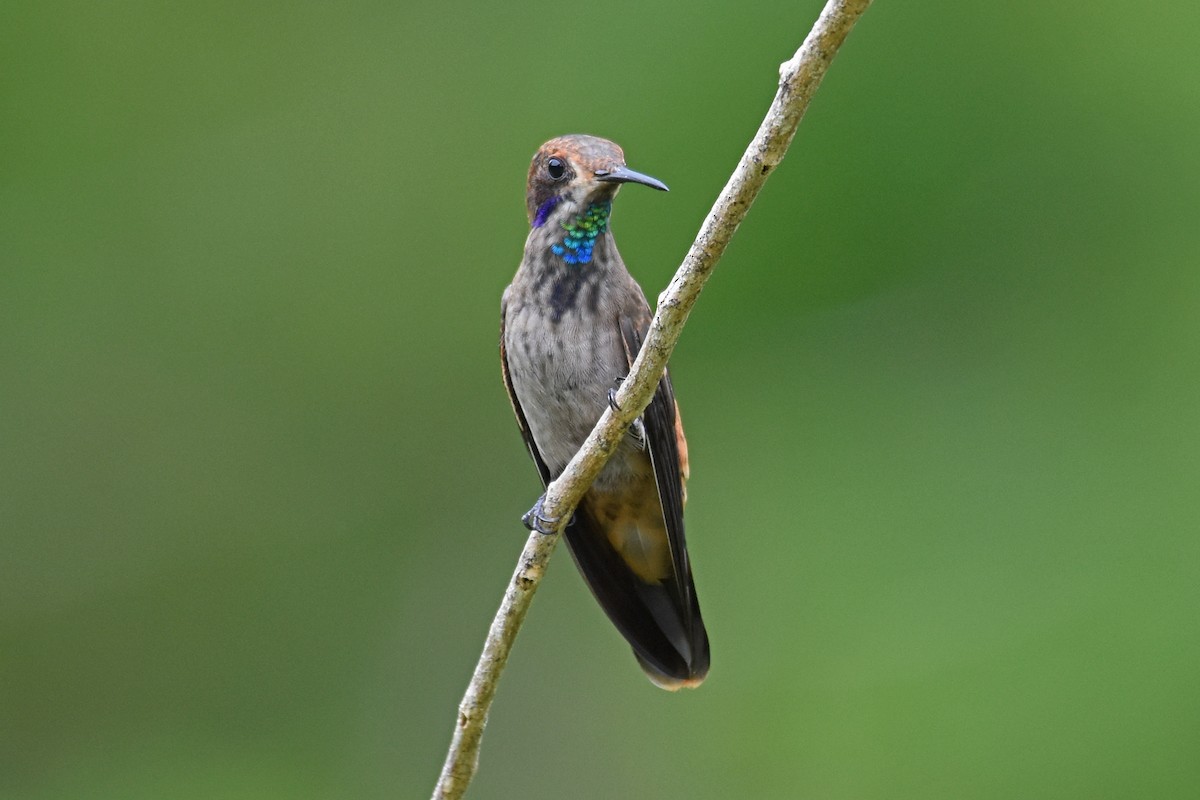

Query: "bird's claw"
(607, 376), (644, 450)
(522, 494), (561, 535)
(607, 375), (627, 412)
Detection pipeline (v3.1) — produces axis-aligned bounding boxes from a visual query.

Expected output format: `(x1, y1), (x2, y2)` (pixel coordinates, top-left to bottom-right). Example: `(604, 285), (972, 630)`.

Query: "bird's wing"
(618, 310), (694, 612)
(500, 302), (552, 487)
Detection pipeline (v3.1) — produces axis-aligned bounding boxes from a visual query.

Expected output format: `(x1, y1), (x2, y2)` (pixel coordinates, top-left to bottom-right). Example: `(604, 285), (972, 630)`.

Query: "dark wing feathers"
(618, 314), (694, 613)
(500, 307), (552, 487)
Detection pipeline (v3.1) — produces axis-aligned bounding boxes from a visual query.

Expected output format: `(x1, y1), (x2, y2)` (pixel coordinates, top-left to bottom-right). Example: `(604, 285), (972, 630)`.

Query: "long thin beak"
(595, 165), (669, 192)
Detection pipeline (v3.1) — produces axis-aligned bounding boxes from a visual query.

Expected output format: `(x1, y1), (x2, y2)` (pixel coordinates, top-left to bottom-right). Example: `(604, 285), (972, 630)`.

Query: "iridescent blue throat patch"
(551, 201), (611, 265)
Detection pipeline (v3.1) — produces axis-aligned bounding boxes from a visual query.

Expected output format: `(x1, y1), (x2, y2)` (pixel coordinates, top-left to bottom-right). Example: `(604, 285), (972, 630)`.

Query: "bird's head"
(525, 135), (668, 260)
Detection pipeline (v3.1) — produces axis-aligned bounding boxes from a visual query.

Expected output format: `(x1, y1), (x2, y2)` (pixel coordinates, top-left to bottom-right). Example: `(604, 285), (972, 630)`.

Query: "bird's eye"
(546, 157), (566, 181)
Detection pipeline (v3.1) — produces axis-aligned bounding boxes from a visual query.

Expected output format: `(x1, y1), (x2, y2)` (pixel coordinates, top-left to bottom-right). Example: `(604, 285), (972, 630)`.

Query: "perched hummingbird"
(500, 134), (709, 689)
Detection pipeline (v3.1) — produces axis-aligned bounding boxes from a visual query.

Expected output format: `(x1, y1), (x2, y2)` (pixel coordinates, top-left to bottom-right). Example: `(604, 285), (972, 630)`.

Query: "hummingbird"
(500, 134), (709, 689)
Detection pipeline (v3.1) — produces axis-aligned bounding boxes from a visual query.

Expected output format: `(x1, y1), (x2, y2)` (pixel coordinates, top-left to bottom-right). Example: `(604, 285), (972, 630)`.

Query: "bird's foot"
(607, 375), (626, 411)
(522, 494), (562, 535)
(628, 417), (646, 450)
(607, 376), (645, 450)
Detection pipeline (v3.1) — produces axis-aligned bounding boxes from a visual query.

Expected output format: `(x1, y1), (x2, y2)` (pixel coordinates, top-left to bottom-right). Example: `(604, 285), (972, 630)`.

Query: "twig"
(432, 1), (873, 796)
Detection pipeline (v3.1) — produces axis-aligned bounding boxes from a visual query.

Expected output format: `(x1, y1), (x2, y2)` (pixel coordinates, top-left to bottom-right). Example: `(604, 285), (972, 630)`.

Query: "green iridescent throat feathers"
(550, 201), (612, 265)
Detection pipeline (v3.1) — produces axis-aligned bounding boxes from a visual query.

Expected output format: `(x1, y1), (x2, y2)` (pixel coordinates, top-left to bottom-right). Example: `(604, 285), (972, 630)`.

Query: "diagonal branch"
(433, 1), (873, 796)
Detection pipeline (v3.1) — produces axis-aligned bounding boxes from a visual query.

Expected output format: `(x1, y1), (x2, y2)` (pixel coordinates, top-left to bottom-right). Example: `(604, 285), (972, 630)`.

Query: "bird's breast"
(503, 285), (646, 485)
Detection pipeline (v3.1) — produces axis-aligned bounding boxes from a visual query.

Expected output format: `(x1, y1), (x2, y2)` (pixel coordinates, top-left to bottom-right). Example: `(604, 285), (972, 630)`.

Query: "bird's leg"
(607, 375), (645, 450)
(522, 493), (562, 535)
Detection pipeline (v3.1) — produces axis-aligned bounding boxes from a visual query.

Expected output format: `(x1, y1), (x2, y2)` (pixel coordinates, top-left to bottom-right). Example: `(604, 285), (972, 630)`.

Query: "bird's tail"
(563, 505), (709, 689)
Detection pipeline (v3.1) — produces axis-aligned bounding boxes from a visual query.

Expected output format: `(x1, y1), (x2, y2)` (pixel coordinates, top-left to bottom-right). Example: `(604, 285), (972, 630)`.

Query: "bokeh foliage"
(3, 1), (1199, 797)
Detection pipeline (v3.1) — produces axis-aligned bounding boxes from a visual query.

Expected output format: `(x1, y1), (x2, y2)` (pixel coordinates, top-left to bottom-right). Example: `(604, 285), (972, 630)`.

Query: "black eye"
(546, 157), (566, 181)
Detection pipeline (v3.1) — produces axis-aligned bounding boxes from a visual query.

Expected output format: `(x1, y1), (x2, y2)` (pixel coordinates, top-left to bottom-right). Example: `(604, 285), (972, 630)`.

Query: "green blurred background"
(4, 1), (1199, 797)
